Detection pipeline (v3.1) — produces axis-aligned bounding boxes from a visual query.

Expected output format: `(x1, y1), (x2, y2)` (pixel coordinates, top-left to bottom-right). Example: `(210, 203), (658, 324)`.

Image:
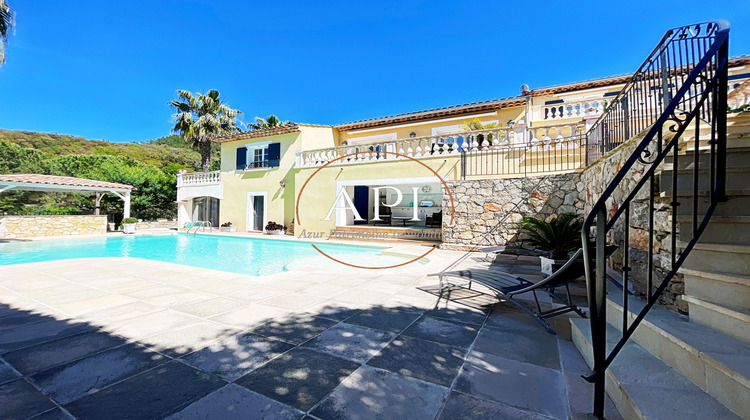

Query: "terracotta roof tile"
(334, 97), (525, 131)
(0, 174), (135, 190)
(331, 56), (750, 131)
(213, 124), (301, 143)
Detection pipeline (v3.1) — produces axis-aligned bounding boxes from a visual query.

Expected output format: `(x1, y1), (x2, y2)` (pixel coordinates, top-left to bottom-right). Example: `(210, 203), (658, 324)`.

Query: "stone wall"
(135, 220), (178, 230)
(442, 130), (683, 311)
(0, 215), (107, 239)
(442, 173), (583, 249)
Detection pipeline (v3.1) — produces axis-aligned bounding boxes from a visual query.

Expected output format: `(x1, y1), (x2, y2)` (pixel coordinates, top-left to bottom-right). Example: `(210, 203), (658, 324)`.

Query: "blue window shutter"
(236, 147), (247, 170)
(268, 143), (281, 167)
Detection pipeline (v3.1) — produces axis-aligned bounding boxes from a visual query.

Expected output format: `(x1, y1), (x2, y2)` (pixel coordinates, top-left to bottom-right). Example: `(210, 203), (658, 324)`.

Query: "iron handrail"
(580, 21), (729, 418)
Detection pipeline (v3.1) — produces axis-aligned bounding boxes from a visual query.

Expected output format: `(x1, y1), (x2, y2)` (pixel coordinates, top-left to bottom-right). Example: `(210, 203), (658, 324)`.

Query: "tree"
(170, 90), (242, 172)
(0, 0), (14, 64)
(249, 115), (289, 130)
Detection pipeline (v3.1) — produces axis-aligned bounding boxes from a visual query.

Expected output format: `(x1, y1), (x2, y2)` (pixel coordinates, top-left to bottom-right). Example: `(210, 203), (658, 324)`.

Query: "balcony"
(176, 171), (222, 202)
(176, 171), (221, 187)
(296, 123), (586, 177)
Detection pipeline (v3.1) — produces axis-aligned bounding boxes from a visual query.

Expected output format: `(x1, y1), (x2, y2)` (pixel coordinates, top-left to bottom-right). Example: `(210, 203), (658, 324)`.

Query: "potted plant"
(518, 213), (583, 275)
(121, 217), (138, 234)
(264, 221), (286, 235)
(220, 222), (237, 232)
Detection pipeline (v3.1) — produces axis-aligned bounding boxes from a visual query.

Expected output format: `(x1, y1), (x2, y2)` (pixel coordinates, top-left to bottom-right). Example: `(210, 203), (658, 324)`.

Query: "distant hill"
(0, 130), (219, 171)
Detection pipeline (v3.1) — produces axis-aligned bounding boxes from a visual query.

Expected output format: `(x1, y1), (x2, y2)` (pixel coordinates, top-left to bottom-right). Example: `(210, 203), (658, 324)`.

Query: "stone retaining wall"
(0, 215), (107, 239)
(442, 131), (682, 311)
(135, 220), (178, 230)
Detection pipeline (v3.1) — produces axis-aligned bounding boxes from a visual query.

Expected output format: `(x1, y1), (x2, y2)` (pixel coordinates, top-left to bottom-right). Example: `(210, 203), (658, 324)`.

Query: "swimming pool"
(0, 234), (410, 276)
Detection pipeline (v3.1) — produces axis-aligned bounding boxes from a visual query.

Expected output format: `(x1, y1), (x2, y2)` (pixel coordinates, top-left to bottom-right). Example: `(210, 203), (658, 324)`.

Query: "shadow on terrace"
(0, 260), (621, 420)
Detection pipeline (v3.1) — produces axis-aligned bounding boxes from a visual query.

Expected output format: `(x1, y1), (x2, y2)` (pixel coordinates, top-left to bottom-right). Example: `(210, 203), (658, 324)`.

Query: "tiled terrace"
(0, 254), (621, 419)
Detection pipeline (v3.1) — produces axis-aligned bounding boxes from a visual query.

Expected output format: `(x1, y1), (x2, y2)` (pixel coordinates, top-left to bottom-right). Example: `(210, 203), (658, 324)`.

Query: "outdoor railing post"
(716, 39), (729, 202)
(460, 150), (467, 179)
(591, 209), (607, 418)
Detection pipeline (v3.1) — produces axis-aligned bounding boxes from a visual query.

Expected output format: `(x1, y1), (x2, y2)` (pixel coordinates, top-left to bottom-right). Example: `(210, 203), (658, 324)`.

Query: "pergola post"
(94, 192), (104, 216)
(123, 191), (131, 219)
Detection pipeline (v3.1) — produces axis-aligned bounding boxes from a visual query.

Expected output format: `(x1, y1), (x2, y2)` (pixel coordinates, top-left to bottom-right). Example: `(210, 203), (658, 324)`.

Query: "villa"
(2, 21), (750, 420)
(176, 57), (750, 244)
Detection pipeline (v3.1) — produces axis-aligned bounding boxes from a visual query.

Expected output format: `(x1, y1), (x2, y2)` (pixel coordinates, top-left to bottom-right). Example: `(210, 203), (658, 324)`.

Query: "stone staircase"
(571, 112), (750, 419)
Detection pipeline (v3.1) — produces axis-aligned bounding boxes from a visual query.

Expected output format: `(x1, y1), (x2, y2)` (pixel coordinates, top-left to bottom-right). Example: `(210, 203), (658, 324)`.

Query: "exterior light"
(507, 120), (515, 128)
(409, 132), (417, 138)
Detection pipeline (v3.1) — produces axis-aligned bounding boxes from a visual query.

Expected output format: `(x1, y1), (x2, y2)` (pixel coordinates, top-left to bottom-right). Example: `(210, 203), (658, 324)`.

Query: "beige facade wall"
(0, 215), (107, 239)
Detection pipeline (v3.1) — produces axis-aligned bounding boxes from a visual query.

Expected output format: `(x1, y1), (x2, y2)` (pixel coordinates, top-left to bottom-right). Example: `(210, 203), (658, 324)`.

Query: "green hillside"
(0, 130), (219, 171)
(0, 130), (221, 221)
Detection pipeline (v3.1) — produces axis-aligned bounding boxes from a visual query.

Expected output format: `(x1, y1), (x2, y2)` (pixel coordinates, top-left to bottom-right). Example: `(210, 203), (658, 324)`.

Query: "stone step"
(670, 195), (750, 217)
(659, 167), (749, 194)
(682, 268), (750, 311)
(676, 215), (750, 245)
(664, 146), (750, 170)
(602, 293), (750, 419)
(682, 295), (750, 345)
(681, 241), (750, 276)
(570, 318), (741, 420)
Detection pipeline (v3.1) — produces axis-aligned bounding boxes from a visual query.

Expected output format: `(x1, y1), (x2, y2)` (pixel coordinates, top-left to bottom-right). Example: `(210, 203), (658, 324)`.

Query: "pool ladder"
(187, 221), (213, 234)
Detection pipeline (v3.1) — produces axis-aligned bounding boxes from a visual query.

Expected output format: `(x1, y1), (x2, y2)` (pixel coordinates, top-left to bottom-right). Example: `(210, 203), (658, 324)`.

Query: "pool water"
(0, 234), (407, 276)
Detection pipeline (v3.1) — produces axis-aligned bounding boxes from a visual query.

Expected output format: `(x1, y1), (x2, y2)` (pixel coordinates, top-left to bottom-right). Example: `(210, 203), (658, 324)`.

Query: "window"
(235, 142), (281, 170)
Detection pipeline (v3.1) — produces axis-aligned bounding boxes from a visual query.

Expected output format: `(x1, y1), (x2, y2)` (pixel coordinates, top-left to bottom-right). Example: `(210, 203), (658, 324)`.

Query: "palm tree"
(518, 213), (583, 260)
(249, 115), (289, 130)
(170, 89), (243, 172)
(0, 0), (14, 64)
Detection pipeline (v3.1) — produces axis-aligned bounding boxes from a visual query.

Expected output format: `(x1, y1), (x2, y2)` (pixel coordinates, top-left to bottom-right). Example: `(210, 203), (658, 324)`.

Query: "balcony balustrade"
(176, 170), (221, 187)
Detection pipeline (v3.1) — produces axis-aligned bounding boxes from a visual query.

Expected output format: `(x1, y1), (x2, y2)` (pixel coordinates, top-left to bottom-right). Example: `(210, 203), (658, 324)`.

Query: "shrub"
(518, 213), (583, 260)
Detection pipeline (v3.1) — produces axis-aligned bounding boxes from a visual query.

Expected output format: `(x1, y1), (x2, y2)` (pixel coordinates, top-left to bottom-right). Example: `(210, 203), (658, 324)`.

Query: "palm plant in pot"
(518, 213), (583, 275)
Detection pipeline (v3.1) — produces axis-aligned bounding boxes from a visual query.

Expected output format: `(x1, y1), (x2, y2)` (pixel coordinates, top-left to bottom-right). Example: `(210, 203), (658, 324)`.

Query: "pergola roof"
(0, 174), (135, 193)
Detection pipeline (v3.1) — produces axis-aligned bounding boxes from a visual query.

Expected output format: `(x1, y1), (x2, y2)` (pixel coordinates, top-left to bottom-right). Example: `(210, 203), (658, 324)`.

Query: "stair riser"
(684, 274), (750, 311)
(683, 248), (750, 275)
(605, 300), (750, 419)
(673, 196), (750, 217)
(659, 171), (748, 193)
(686, 300), (750, 345)
(665, 150), (750, 170)
(569, 322), (643, 420)
(677, 220), (750, 245)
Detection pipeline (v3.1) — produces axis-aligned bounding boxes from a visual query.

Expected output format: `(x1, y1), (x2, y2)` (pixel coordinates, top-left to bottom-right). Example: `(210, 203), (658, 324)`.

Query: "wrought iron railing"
(462, 134), (584, 177)
(581, 21), (729, 418)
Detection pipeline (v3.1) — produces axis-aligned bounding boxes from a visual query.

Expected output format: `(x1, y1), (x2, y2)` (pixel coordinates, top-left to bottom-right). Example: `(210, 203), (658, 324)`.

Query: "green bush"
(122, 217), (138, 224)
(518, 213), (584, 259)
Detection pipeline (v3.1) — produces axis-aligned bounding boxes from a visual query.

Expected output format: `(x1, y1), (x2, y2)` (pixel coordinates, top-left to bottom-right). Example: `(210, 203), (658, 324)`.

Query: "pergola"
(0, 174), (135, 218)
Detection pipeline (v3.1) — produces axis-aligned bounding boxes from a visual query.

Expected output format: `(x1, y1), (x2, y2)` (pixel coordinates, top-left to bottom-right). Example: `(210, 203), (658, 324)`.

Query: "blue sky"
(1, 1), (749, 143)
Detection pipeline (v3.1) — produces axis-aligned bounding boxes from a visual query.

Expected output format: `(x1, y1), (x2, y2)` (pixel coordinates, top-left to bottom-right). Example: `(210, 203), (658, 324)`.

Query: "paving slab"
(248, 313), (338, 345)
(138, 321), (238, 357)
(107, 310), (200, 340)
(0, 310), (55, 331)
(257, 292), (326, 311)
(0, 378), (57, 419)
(302, 323), (396, 363)
(401, 315), (480, 349)
(437, 391), (551, 420)
(344, 306), (422, 333)
(294, 299), (366, 321)
(235, 347), (359, 411)
(77, 301), (163, 325)
(172, 297), (250, 318)
(165, 384), (303, 420)
(209, 304), (289, 329)
(64, 360), (226, 420)
(367, 335), (466, 387)
(2, 330), (127, 375)
(180, 333), (294, 381)
(312, 365), (448, 420)
(422, 303), (489, 326)
(28, 407), (76, 420)
(455, 350), (567, 419)
(0, 360), (20, 385)
(472, 323), (560, 369)
(31, 342), (168, 404)
(0, 318), (96, 353)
